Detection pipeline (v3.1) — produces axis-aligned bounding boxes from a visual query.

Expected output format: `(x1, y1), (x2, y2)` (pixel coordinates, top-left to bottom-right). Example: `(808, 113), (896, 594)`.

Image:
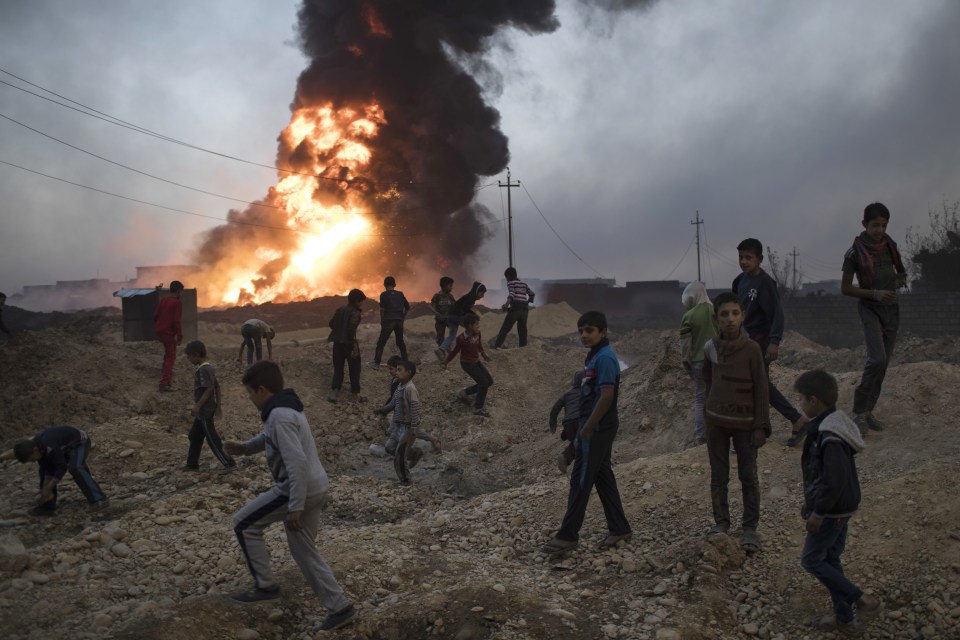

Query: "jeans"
(706, 425), (760, 530)
(494, 305), (529, 348)
(374, 319), (407, 364)
(801, 517), (862, 624)
(435, 317), (448, 346)
(753, 337), (802, 425)
(461, 361), (493, 409)
(37, 438), (105, 508)
(688, 361), (706, 440)
(439, 316), (462, 351)
(331, 342), (361, 394)
(556, 425), (631, 542)
(853, 301), (899, 414)
(241, 323), (263, 365)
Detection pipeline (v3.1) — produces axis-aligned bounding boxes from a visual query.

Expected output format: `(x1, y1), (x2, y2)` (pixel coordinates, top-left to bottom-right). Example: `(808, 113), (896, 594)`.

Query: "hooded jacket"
(679, 281), (717, 363)
(702, 332), (770, 433)
(242, 389), (329, 511)
(801, 409), (864, 518)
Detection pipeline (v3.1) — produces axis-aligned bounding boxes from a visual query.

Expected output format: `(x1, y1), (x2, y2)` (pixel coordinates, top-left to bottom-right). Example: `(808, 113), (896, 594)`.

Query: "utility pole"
(789, 247), (799, 292)
(498, 168), (520, 268)
(690, 211), (704, 282)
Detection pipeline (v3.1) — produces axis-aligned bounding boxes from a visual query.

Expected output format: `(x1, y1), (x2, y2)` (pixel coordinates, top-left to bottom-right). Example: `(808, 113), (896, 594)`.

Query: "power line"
(663, 236), (697, 280)
(519, 182), (604, 278)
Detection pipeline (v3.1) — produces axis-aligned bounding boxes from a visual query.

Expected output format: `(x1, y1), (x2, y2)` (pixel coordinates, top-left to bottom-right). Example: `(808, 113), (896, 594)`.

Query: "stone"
(602, 623), (618, 638)
(93, 614), (112, 629)
(0, 533), (30, 572)
(743, 622), (759, 635)
(110, 543), (133, 558)
(492, 583), (506, 592)
(655, 630), (681, 640)
(267, 609), (283, 622)
(217, 556), (237, 570)
(237, 629), (259, 640)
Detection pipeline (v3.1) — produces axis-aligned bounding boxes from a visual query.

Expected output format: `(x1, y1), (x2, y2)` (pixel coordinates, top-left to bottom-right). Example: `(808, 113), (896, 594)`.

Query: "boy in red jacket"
(154, 281), (184, 392)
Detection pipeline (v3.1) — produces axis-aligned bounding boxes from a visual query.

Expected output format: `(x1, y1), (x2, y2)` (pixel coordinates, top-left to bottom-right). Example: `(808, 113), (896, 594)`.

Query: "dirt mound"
(1, 313), (959, 640)
(404, 302), (583, 342)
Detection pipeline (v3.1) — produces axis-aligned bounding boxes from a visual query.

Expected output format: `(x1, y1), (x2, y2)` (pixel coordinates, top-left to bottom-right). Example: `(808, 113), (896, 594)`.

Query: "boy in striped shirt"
(493, 268), (534, 349)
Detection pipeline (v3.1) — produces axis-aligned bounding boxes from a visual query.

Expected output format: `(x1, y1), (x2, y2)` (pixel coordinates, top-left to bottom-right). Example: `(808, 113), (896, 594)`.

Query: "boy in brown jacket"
(703, 292), (770, 553)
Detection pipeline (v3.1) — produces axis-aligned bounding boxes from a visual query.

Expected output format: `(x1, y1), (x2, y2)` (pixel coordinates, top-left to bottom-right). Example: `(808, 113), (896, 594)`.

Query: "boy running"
(444, 313), (494, 417)
(183, 340), (235, 473)
(430, 276), (456, 347)
(493, 267), (535, 349)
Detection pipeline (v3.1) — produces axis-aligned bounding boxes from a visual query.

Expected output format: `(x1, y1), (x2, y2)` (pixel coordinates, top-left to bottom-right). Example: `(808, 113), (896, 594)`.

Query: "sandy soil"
(0, 304), (958, 640)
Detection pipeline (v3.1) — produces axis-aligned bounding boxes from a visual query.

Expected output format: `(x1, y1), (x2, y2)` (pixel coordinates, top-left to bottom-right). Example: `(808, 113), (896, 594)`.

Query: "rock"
(110, 543), (132, 558)
(653, 582), (669, 595)
(0, 534), (30, 572)
(93, 614), (112, 629)
(123, 440), (144, 448)
(267, 609), (283, 622)
(27, 572), (50, 584)
(492, 583), (506, 593)
(237, 629), (259, 640)
(217, 556), (237, 570)
(602, 623), (618, 638)
(743, 622), (759, 635)
(119, 449), (136, 458)
(655, 630), (681, 640)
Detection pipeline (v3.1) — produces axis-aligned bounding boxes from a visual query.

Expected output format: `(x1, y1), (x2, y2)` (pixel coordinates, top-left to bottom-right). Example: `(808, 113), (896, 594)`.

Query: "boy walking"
(223, 361), (356, 633)
(841, 202), (907, 433)
(5, 426), (107, 515)
(444, 313), (494, 417)
(732, 240), (808, 445)
(183, 340), (235, 473)
(541, 311), (631, 554)
(372, 276), (410, 367)
(679, 281), (717, 445)
(154, 281), (184, 392)
(327, 289), (366, 403)
(493, 267), (535, 349)
(430, 277), (456, 347)
(374, 361), (425, 483)
(702, 292), (770, 553)
(794, 369), (882, 633)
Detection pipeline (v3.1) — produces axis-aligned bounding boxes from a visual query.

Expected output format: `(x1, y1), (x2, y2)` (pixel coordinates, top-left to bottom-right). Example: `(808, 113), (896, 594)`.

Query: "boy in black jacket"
(794, 370), (882, 634)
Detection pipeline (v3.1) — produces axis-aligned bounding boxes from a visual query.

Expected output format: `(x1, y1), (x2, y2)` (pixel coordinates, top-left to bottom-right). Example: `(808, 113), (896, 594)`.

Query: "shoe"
(740, 528), (762, 553)
(474, 408), (490, 418)
(864, 412), (885, 432)
(706, 523), (729, 540)
(541, 538), (579, 555)
(556, 451), (568, 474)
(856, 594), (883, 621)
(180, 465), (200, 472)
(158, 385), (175, 393)
(218, 465), (237, 475)
(326, 391), (339, 404)
(433, 348), (446, 362)
(811, 613), (863, 636)
(230, 585), (280, 603)
(349, 393), (367, 403)
(314, 604), (356, 633)
(852, 413), (869, 436)
(599, 532), (632, 549)
(29, 505), (57, 517)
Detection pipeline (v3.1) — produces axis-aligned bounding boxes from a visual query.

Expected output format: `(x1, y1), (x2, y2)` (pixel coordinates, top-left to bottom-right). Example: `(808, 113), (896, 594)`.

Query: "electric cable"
(520, 182), (604, 278)
(663, 235), (697, 280)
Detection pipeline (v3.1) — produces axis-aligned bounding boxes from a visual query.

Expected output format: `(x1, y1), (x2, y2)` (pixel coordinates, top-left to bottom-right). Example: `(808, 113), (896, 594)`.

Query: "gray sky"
(1, 0), (958, 302)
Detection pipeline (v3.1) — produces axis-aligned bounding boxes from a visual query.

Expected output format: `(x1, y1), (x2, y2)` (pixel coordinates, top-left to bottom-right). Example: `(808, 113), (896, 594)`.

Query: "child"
(436, 281), (486, 357)
(841, 202), (908, 434)
(541, 311), (632, 554)
(679, 281), (717, 446)
(238, 319), (275, 366)
(548, 369), (585, 474)
(372, 276), (410, 367)
(445, 313), (494, 417)
(794, 369), (882, 633)
(183, 340), (235, 473)
(430, 276), (456, 347)
(223, 361), (356, 633)
(327, 288), (366, 403)
(377, 357), (440, 456)
(4, 426), (107, 515)
(374, 360), (424, 483)
(702, 292), (770, 552)
(732, 240), (808, 445)
(493, 267), (535, 349)
(154, 280), (184, 392)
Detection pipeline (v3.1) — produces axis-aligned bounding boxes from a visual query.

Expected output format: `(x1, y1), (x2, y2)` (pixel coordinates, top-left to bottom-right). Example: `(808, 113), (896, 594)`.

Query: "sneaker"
(230, 585), (280, 603)
(180, 465), (200, 472)
(349, 393), (367, 403)
(326, 391), (339, 404)
(474, 408), (490, 418)
(314, 604), (356, 633)
(856, 594), (883, 621)
(706, 523), (729, 539)
(158, 385), (175, 393)
(811, 613), (863, 636)
(852, 413), (869, 436)
(556, 451), (569, 474)
(218, 465), (237, 475)
(864, 412), (885, 432)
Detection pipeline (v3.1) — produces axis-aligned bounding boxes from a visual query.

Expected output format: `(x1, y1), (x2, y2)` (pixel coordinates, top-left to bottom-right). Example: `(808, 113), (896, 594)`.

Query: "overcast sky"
(1, 0), (958, 302)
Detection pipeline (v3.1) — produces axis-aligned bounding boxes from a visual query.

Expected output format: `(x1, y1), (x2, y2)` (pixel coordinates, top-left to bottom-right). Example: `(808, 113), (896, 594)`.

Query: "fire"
(212, 102), (387, 305)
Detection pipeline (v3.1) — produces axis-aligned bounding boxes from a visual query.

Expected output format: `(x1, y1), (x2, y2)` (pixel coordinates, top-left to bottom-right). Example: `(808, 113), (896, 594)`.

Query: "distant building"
(114, 286), (198, 343)
(799, 279), (842, 296)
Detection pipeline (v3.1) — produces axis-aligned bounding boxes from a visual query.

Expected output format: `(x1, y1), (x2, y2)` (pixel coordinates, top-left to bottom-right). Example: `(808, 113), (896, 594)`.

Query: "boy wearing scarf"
(841, 202), (907, 434)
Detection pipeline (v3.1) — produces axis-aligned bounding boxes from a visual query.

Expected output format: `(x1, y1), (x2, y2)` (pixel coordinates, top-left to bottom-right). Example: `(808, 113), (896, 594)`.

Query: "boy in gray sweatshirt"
(224, 361), (355, 633)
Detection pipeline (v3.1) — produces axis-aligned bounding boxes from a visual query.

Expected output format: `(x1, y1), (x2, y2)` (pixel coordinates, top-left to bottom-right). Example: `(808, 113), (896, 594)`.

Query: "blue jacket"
(732, 269), (784, 344)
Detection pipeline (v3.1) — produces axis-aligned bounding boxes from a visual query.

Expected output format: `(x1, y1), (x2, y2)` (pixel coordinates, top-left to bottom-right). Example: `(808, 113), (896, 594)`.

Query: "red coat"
(154, 296), (182, 340)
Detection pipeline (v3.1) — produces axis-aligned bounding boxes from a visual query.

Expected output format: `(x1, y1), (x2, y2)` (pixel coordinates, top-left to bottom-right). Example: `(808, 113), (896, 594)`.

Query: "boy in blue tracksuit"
(541, 311), (631, 554)
(223, 361), (355, 633)
(733, 238), (808, 445)
(794, 369), (882, 634)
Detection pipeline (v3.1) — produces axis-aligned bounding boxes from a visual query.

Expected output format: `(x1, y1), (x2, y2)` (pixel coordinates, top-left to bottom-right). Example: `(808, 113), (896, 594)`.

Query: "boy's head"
(266, 328), (276, 340)
(386, 354), (402, 376)
(571, 369), (585, 387)
(862, 202), (890, 243)
(474, 283), (486, 299)
(462, 313), (480, 332)
(794, 369), (838, 418)
(242, 360), (284, 409)
(184, 340), (207, 363)
(396, 360), (416, 382)
(712, 292), (744, 338)
(169, 280), (184, 294)
(440, 276), (453, 292)
(577, 311), (608, 348)
(347, 288), (366, 306)
(384, 276), (396, 289)
(0, 292), (6, 305)
(504, 267), (518, 280)
(736, 239), (763, 276)
(13, 439), (40, 463)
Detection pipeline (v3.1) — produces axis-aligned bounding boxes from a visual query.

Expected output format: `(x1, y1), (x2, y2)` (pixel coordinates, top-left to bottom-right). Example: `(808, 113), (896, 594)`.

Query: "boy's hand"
(751, 429), (767, 448)
(190, 407), (198, 418)
(38, 490), (54, 504)
(483, 355), (492, 363)
(285, 510), (303, 532)
(873, 290), (897, 305)
(805, 513), (824, 534)
(224, 440), (246, 456)
(765, 344), (779, 363)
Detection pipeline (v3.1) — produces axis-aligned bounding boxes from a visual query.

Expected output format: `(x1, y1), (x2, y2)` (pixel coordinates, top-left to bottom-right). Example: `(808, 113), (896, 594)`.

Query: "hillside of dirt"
(1, 305), (958, 640)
